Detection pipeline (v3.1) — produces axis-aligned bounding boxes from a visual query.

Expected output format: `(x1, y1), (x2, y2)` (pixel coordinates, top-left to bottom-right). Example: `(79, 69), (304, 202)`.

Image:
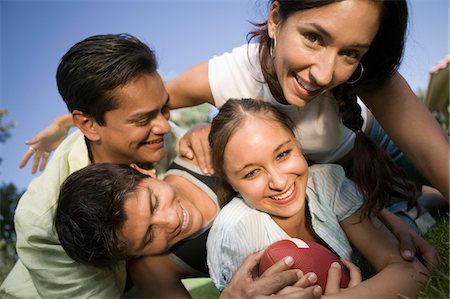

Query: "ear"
(130, 163), (156, 178)
(72, 110), (101, 142)
(268, 1), (281, 39)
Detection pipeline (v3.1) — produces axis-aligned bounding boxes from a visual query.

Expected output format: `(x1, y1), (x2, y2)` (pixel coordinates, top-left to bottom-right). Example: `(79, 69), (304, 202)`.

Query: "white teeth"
(271, 184), (294, 200)
(148, 138), (163, 144)
(295, 75), (321, 92)
(181, 205), (188, 230)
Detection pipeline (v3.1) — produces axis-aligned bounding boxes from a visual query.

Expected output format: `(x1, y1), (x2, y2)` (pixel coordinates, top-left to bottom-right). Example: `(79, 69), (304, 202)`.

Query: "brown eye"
(244, 169), (259, 179)
(303, 32), (323, 46)
(276, 150), (290, 161)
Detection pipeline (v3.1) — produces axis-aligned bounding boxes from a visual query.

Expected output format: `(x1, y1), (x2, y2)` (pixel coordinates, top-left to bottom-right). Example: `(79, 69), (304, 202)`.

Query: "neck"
(272, 200), (316, 241)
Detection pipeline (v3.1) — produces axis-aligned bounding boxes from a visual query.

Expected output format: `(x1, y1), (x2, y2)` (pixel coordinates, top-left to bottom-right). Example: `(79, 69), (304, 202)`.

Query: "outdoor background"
(0, 0), (449, 190)
(0, 0), (449, 295)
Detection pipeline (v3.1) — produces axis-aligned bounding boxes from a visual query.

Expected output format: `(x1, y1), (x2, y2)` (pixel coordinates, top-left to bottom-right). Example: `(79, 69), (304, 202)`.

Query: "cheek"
(233, 180), (267, 203)
(332, 66), (357, 86)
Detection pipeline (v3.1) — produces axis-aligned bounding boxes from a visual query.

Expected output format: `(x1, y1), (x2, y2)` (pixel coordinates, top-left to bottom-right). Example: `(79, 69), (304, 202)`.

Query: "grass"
(417, 217), (449, 299)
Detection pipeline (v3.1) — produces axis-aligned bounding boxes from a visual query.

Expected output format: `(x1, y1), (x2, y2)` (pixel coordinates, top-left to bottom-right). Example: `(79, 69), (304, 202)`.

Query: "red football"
(258, 239), (350, 289)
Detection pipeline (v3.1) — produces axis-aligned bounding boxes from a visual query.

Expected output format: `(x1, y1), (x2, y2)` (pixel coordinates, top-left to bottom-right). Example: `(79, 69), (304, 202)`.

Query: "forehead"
(233, 114), (291, 141)
(224, 116), (293, 163)
(111, 72), (168, 112)
(285, 0), (381, 42)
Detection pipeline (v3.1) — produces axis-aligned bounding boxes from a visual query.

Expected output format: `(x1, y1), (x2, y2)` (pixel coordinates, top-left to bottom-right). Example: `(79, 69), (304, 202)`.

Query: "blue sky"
(1, 0), (448, 190)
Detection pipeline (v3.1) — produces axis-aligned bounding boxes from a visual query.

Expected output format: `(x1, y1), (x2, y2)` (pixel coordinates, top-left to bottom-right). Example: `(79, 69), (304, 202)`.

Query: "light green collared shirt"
(0, 130), (126, 298)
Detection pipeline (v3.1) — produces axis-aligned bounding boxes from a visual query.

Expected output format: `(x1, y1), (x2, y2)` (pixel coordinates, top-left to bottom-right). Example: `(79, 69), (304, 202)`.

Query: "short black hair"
(56, 33), (158, 125)
(54, 163), (148, 267)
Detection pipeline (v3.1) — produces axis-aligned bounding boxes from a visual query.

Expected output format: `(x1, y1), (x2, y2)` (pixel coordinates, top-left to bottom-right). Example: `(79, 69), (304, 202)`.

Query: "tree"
(0, 108), (22, 282)
(0, 109), (16, 166)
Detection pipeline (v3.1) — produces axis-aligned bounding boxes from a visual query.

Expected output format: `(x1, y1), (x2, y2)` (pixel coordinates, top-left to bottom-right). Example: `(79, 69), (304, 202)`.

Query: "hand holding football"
(258, 239), (350, 289)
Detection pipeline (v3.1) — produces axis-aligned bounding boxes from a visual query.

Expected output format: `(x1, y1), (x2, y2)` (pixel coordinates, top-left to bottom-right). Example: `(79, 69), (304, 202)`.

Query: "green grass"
(183, 277), (220, 299)
(417, 217), (449, 299)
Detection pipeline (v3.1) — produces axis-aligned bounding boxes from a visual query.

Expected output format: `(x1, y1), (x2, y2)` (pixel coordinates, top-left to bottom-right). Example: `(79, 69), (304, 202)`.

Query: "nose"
(310, 50), (336, 86)
(268, 169), (287, 191)
(152, 113), (171, 135)
(153, 204), (179, 234)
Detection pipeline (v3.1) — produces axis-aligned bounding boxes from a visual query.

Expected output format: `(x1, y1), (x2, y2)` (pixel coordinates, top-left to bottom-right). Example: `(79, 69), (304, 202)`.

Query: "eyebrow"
(234, 140), (292, 173)
(128, 96), (170, 123)
(137, 187), (155, 251)
(306, 23), (371, 49)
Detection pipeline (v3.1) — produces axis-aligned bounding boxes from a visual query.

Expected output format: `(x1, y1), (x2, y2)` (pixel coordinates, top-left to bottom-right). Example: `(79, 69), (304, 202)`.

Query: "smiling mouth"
(295, 74), (322, 92)
(141, 137), (164, 146)
(271, 184), (295, 201)
(180, 203), (189, 231)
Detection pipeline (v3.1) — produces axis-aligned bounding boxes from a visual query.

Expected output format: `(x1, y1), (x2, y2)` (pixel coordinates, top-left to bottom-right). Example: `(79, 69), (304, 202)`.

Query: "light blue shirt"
(207, 164), (363, 291)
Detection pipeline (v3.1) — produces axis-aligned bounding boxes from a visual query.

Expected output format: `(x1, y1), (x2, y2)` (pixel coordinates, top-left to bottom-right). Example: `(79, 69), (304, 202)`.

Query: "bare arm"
(166, 61), (215, 109)
(127, 254), (192, 298)
(326, 210), (430, 299)
(359, 71), (449, 199)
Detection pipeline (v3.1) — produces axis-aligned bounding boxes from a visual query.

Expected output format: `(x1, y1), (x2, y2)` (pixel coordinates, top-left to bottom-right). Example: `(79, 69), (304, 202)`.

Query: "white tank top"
(208, 43), (367, 163)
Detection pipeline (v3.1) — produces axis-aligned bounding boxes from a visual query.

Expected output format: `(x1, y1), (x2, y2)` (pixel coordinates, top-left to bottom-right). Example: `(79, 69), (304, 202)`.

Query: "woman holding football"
(207, 98), (429, 298)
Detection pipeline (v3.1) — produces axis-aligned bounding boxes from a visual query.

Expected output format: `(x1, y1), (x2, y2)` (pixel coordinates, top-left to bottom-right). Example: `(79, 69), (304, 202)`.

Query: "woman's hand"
(380, 209), (439, 270)
(323, 260), (361, 295)
(19, 115), (73, 173)
(178, 122), (213, 175)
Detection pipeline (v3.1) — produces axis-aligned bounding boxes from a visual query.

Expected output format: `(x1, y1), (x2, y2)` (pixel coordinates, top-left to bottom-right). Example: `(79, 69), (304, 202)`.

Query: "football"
(258, 239), (350, 289)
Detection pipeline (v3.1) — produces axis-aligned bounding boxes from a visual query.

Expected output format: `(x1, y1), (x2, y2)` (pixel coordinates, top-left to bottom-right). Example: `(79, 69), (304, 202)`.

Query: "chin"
(285, 94), (309, 107)
(144, 149), (166, 164)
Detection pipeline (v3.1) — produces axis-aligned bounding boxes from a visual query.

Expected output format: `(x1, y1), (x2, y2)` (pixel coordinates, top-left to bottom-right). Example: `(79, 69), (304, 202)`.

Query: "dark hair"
(247, 0), (417, 217)
(209, 98), (296, 207)
(56, 33), (158, 125)
(54, 163), (148, 267)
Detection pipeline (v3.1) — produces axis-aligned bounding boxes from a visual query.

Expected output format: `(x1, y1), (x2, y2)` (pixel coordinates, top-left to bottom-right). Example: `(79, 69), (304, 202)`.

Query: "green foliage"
(0, 108), (21, 283)
(0, 109), (16, 144)
(170, 103), (215, 129)
(415, 87), (450, 132)
(0, 183), (23, 240)
(0, 183), (23, 283)
(431, 110), (449, 131)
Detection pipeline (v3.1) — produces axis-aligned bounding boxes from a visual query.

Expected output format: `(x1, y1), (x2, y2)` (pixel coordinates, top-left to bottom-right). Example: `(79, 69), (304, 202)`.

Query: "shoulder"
(15, 130), (90, 234)
(307, 164), (363, 220)
(213, 197), (259, 228)
(208, 43), (265, 107)
(307, 164), (346, 189)
(210, 43), (259, 62)
(209, 198), (269, 243)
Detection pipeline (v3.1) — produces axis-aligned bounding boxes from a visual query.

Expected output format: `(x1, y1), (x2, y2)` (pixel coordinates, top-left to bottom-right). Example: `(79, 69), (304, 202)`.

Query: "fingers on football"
(340, 259), (361, 287)
(324, 262), (342, 294)
(292, 272), (318, 288)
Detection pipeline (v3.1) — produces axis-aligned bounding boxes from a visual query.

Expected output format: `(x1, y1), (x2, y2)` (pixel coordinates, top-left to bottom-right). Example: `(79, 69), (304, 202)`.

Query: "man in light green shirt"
(0, 33), (172, 298)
